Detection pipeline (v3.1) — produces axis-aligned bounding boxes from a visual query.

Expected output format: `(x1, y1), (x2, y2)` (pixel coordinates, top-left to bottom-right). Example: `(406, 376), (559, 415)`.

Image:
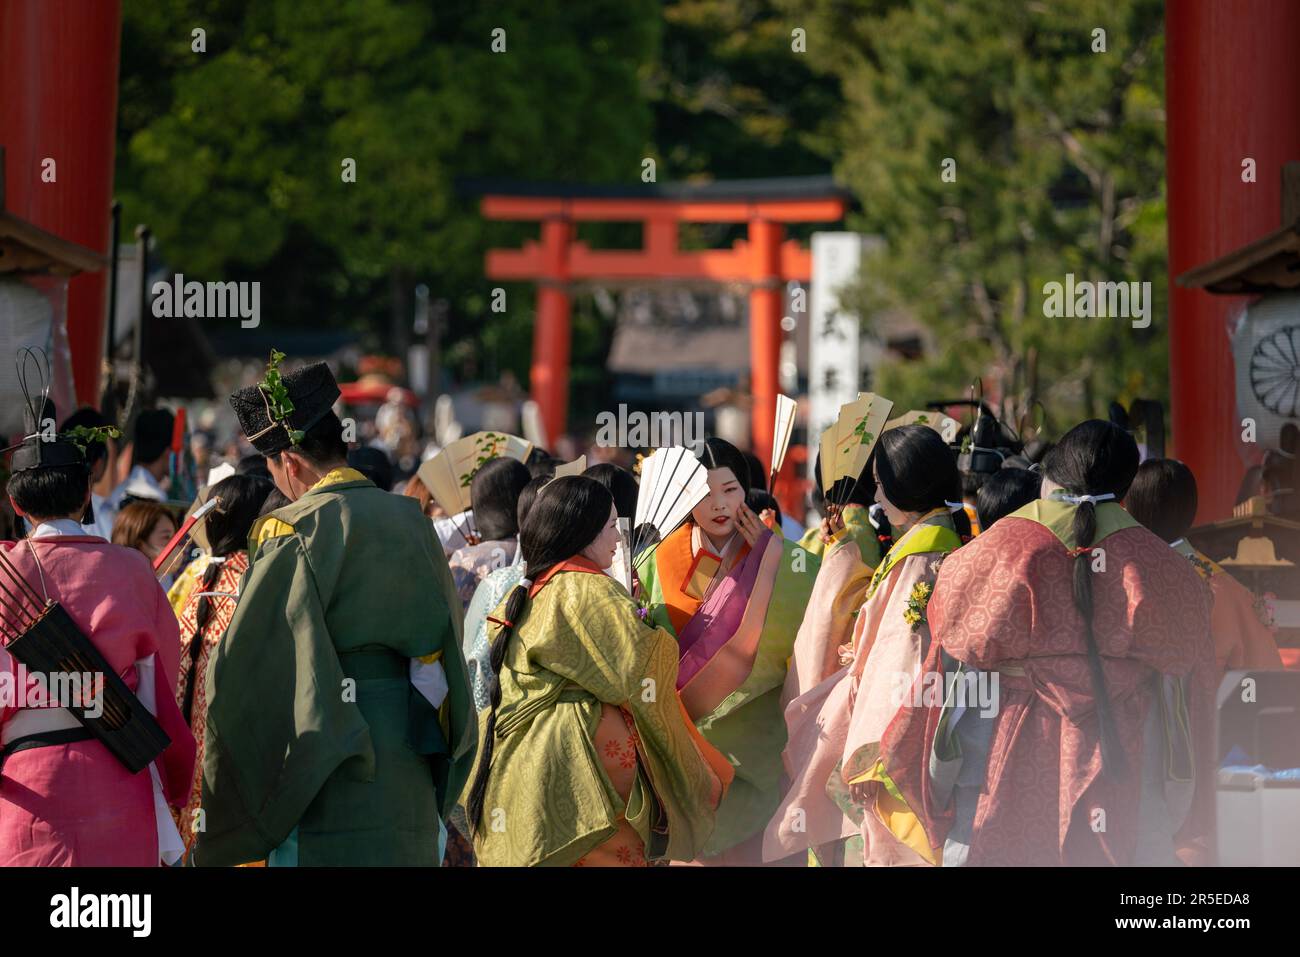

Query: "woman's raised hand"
(734, 503), (766, 547)
(819, 503), (845, 544)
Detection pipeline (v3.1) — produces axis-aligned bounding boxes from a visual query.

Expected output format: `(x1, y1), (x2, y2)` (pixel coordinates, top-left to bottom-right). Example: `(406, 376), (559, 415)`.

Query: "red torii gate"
(477, 177), (848, 468)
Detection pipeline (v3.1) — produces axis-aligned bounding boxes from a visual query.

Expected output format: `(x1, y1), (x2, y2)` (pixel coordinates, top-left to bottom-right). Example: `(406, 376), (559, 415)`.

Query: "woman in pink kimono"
(765, 426), (966, 865)
(0, 432), (194, 866)
(870, 422), (1216, 866)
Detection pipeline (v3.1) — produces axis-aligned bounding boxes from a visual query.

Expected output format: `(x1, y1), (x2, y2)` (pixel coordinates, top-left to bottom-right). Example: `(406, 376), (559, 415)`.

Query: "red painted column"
(531, 217), (573, 447)
(749, 218), (783, 468)
(1166, 0), (1300, 522)
(0, 0), (121, 407)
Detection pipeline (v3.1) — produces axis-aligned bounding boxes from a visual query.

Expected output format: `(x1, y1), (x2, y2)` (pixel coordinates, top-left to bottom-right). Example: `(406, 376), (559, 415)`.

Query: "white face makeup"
(581, 503), (620, 569)
(691, 466), (746, 548)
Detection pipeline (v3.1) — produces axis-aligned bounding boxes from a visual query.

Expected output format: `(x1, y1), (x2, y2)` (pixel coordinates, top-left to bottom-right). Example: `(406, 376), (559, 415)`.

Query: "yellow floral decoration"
(903, 580), (933, 631)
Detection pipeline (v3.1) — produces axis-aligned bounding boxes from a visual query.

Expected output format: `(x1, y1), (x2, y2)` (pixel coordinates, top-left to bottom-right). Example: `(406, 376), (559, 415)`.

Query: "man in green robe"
(190, 353), (475, 866)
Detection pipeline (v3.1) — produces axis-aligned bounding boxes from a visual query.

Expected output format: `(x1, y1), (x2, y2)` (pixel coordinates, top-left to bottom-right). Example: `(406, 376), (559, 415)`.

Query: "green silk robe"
(191, 469), (476, 866)
(472, 565), (728, 866)
(797, 503), (884, 571)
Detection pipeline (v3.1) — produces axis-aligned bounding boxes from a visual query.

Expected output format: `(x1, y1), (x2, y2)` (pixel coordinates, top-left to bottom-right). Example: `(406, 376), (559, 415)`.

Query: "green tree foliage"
(117, 0), (659, 366)
(651, 0), (839, 181)
(785, 0), (1168, 431)
(117, 0), (1170, 438)
(647, 0), (843, 259)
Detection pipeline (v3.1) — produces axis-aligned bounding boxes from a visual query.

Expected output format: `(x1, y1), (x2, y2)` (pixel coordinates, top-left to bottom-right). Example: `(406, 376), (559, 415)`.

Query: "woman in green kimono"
(469, 476), (732, 867)
(636, 438), (819, 863)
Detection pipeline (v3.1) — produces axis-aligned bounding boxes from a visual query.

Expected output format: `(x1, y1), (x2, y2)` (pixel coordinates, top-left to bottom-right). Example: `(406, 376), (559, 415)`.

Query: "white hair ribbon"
(1060, 492), (1116, 505)
(944, 500), (966, 513)
(519, 577), (533, 589)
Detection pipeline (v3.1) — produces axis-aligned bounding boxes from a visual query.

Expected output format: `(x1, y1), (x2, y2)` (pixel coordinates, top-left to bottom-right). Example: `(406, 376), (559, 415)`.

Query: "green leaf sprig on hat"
(61, 424), (122, 451)
(261, 349), (305, 445)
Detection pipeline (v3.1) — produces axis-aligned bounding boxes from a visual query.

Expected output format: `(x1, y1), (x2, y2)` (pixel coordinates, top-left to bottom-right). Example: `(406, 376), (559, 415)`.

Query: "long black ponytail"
(181, 475), (271, 725)
(1041, 420), (1139, 779)
(466, 475), (615, 833)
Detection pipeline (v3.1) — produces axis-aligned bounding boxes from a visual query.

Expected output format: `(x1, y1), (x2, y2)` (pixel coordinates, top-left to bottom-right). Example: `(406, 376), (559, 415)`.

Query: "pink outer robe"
(0, 537), (194, 866)
(780, 536), (874, 711)
(765, 548), (943, 863)
(880, 517), (1216, 866)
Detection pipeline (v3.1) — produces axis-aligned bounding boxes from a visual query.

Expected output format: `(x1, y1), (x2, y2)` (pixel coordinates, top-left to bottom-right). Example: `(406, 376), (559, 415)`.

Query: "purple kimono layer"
(675, 531), (774, 690)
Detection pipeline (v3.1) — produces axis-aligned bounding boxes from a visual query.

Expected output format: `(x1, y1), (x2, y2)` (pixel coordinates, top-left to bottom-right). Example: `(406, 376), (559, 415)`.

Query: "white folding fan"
(630, 446), (709, 560)
(769, 393), (798, 490)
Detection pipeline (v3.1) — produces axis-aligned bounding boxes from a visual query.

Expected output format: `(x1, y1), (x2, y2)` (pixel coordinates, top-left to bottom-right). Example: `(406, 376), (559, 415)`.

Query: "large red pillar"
(0, 0), (121, 408)
(1166, 0), (1300, 522)
(531, 217), (573, 448)
(749, 218), (783, 469)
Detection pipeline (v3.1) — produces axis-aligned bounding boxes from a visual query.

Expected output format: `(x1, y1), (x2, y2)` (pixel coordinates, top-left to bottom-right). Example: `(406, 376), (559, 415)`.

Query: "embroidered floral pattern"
(902, 580), (933, 631)
(600, 732), (639, 770)
(173, 551), (250, 861)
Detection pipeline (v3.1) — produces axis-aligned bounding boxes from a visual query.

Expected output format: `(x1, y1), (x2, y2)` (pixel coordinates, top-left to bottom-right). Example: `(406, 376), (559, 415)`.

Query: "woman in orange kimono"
(637, 439), (817, 863)
(1125, 458), (1283, 674)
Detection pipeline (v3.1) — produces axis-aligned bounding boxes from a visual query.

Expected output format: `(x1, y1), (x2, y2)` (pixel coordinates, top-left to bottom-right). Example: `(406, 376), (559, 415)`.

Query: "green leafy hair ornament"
(261, 349), (305, 445)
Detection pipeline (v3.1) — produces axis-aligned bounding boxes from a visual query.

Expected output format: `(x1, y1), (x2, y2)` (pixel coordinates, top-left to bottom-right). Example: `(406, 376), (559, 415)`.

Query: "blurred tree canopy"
(117, 0), (660, 382)
(118, 0), (1169, 433)
(784, 0), (1168, 431)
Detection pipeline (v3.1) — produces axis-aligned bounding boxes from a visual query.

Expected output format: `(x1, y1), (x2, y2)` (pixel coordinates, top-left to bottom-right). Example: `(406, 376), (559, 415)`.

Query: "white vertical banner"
(807, 232), (867, 480)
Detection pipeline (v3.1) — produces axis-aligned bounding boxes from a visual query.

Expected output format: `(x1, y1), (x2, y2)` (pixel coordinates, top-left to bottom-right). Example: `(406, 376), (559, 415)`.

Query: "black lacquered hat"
(229, 350), (341, 456)
(8, 435), (85, 473)
(2, 348), (112, 474)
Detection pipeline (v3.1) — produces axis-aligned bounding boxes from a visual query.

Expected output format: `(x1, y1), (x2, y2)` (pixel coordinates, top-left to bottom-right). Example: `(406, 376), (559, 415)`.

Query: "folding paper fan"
(824, 392), (893, 506)
(417, 430), (533, 515)
(769, 394), (798, 488)
(885, 409), (961, 444)
(610, 517), (633, 594)
(553, 455), (587, 479)
(634, 447), (663, 534)
(630, 446), (709, 558)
